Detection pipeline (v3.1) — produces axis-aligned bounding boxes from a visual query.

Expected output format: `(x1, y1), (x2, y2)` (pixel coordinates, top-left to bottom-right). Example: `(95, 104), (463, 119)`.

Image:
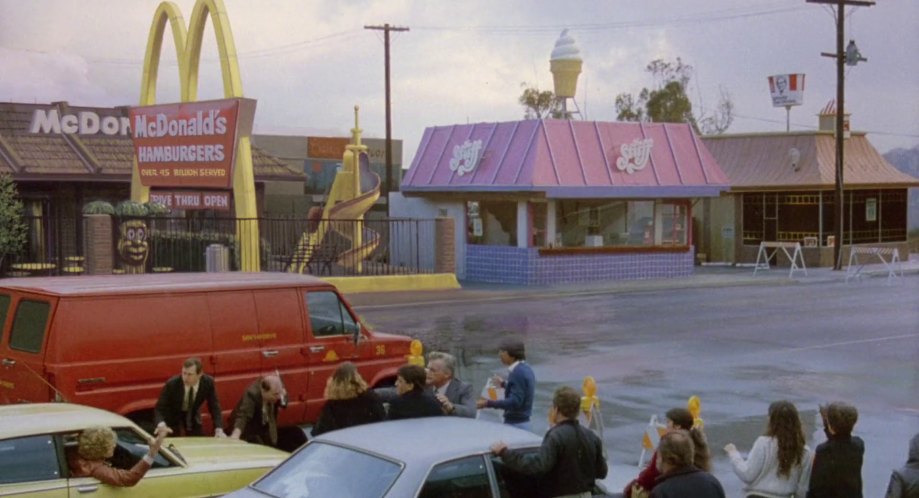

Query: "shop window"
(470, 201), (516, 246)
(659, 203), (688, 246)
(879, 189), (907, 242)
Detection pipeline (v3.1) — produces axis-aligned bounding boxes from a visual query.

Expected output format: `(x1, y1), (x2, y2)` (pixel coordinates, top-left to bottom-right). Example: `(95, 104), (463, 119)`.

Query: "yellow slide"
(288, 109), (380, 274)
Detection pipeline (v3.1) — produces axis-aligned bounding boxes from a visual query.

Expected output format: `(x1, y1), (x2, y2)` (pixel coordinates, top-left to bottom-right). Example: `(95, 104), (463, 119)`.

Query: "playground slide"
(288, 152), (380, 274)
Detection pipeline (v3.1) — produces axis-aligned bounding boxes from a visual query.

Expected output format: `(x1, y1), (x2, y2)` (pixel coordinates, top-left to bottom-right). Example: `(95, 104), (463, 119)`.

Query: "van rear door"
(301, 289), (361, 422)
(0, 294), (54, 404)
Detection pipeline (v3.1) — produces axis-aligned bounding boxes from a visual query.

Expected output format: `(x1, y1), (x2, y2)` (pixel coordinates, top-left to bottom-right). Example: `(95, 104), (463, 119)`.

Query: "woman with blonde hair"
(311, 361), (385, 436)
(68, 424), (170, 487)
(724, 400), (812, 498)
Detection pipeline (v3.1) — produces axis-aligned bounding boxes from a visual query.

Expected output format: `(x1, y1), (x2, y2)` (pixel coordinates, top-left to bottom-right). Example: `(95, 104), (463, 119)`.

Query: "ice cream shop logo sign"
(615, 138), (654, 175)
(449, 139), (483, 177)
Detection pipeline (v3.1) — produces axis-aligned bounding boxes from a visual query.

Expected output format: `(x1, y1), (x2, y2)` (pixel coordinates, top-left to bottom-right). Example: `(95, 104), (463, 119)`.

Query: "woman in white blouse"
(724, 400), (812, 498)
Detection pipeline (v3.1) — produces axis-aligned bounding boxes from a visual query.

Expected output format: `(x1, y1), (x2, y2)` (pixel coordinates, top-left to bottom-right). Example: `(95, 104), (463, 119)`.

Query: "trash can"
(205, 244), (229, 272)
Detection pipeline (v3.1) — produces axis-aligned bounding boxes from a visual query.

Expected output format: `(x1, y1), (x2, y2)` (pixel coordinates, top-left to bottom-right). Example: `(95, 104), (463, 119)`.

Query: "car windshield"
(251, 442), (401, 498)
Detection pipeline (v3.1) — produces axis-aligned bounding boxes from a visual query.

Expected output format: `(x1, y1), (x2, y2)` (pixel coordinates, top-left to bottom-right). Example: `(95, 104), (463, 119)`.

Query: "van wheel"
(129, 410), (156, 434)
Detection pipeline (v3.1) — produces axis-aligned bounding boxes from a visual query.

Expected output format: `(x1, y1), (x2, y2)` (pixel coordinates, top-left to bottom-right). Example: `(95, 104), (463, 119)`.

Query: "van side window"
(0, 434), (61, 484)
(9, 300), (51, 353)
(306, 291), (359, 337)
(0, 293), (10, 339)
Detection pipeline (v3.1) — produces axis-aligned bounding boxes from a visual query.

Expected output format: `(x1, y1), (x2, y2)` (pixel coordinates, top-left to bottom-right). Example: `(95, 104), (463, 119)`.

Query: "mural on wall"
(116, 218), (150, 274)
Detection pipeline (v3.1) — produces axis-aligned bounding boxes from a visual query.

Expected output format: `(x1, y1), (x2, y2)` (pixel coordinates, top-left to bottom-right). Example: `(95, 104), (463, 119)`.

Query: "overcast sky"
(1, 0), (917, 165)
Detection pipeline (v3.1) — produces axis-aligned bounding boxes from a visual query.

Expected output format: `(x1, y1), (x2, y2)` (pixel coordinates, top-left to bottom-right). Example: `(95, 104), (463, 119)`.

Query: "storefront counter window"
(555, 199), (688, 248)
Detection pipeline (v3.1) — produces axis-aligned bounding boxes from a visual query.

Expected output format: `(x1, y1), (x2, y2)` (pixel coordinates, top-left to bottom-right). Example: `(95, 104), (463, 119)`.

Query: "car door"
(417, 455), (496, 498)
(0, 295), (54, 404)
(0, 434), (68, 497)
(301, 289), (360, 422)
(63, 426), (208, 498)
(207, 290), (261, 424)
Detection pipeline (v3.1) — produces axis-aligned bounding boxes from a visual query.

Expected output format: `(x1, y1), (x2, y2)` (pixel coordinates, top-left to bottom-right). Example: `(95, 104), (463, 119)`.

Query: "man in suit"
(154, 357), (225, 437)
(427, 352), (476, 418)
(229, 374), (286, 448)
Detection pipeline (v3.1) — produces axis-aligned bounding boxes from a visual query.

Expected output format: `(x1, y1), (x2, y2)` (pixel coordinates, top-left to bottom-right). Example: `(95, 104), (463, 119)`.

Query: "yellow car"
(1, 403), (287, 497)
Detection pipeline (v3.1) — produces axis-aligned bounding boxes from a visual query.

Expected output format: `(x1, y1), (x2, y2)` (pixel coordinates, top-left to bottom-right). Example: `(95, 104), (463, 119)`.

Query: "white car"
(0, 403), (287, 497)
(227, 417), (612, 498)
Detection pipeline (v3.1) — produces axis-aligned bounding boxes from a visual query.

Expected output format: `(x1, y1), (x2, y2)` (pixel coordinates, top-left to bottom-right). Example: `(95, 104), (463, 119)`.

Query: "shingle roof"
(702, 131), (919, 191)
(0, 102), (302, 182)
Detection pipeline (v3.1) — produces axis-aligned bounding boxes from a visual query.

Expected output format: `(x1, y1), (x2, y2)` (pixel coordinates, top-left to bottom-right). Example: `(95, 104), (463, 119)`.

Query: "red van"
(0, 273), (412, 430)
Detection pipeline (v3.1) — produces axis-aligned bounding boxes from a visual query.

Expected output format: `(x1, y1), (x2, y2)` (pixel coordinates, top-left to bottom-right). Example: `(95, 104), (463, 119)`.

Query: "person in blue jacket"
(477, 336), (536, 431)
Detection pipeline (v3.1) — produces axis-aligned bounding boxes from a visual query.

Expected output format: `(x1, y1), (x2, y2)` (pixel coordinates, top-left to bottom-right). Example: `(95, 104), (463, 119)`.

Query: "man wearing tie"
(155, 357), (225, 437)
(428, 352), (476, 417)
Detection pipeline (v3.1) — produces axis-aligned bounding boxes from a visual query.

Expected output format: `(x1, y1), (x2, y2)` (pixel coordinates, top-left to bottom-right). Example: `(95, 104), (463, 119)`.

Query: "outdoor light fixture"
(845, 40), (867, 66)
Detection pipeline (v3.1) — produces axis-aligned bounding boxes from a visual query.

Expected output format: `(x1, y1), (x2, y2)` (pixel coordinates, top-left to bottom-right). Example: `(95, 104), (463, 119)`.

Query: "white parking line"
(786, 333), (919, 352)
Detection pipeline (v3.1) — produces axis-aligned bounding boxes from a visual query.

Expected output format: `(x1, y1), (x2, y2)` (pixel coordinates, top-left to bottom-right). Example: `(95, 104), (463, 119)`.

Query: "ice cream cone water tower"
(550, 29), (582, 117)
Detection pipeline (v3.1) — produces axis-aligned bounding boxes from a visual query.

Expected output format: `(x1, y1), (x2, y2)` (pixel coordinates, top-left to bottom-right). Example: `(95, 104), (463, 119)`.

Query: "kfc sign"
(768, 74), (805, 108)
(130, 98), (256, 189)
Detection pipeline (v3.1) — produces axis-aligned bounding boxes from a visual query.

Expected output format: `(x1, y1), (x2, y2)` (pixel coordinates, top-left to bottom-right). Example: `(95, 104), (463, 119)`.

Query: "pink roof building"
(402, 119), (729, 198)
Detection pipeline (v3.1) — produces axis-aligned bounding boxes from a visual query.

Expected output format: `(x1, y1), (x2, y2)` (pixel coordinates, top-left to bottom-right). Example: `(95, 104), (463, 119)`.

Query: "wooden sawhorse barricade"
(845, 246), (903, 283)
(753, 241), (807, 278)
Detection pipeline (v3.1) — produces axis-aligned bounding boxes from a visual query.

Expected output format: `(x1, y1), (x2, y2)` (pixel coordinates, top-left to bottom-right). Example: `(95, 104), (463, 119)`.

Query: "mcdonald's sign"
(132, 0), (260, 270)
(130, 98), (255, 188)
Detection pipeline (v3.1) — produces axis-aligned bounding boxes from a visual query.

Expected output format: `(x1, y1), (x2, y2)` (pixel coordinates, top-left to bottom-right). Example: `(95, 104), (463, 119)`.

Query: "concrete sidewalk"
(345, 254), (919, 308)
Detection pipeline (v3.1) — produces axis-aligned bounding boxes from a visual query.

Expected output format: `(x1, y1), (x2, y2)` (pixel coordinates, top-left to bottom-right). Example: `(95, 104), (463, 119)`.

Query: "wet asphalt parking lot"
(352, 273), (919, 496)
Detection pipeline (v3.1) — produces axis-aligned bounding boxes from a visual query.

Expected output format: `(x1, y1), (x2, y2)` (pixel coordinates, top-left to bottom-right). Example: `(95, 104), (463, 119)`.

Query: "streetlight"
(806, 0), (873, 270)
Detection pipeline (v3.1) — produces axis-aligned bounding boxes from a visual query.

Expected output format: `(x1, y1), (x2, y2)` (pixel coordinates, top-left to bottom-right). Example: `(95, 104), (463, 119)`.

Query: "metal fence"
(5, 215), (437, 277)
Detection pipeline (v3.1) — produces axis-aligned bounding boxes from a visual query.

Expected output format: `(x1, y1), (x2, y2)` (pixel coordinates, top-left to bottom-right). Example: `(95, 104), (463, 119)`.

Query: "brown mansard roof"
(702, 131), (919, 191)
(0, 102), (302, 182)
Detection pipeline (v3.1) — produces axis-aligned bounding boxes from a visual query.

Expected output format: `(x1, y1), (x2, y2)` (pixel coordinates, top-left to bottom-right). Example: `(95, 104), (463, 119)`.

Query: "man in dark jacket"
(477, 336), (536, 431)
(491, 386), (607, 498)
(885, 432), (919, 498)
(154, 357), (224, 436)
(651, 430), (725, 498)
(808, 402), (864, 498)
(229, 375), (285, 447)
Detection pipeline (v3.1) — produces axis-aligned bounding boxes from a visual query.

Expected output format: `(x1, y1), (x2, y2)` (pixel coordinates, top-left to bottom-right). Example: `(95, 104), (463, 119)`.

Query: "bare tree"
(518, 82), (564, 120)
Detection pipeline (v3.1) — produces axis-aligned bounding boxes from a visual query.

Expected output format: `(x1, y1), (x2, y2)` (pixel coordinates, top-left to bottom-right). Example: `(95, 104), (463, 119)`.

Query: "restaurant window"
(777, 192), (820, 243)
(554, 200), (686, 247)
(742, 193), (764, 244)
(467, 201), (516, 246)
(879, 189), (907, 242)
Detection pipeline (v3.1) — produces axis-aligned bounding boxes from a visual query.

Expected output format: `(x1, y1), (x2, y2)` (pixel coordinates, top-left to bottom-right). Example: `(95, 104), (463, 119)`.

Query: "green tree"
(518, 82), (564, 120)
(615, 58), (733, 135)
(0, 173), (27, 270)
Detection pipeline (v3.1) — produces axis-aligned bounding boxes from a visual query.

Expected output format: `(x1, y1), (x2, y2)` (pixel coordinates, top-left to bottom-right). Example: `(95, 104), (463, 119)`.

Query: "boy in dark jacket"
(808, 401), (864, 498)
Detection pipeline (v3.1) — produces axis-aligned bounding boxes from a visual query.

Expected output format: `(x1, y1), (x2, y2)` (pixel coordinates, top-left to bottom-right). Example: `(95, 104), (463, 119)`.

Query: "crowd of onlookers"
(619, 398), (918, 498)
(67, 339), (919, 498)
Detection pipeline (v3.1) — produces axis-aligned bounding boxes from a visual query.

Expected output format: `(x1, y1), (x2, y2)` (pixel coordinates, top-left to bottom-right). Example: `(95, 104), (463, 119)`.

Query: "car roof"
(0, 272), (327, 297)
(313, 417), (542, 464)
(0, 403), (135, 439)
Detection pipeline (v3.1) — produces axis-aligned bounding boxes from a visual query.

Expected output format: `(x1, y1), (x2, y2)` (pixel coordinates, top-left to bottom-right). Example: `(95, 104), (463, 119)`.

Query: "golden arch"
(131, 0), (259, 271)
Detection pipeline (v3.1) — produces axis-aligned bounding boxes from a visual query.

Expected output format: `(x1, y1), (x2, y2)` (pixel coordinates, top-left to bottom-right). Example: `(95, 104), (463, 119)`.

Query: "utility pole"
(806, 0), (872, 270)
(364, 23), (409, 207)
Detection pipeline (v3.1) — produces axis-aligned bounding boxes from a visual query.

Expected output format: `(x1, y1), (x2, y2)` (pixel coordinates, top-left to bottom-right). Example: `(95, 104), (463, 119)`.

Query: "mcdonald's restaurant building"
(0, 101), (303, 263)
